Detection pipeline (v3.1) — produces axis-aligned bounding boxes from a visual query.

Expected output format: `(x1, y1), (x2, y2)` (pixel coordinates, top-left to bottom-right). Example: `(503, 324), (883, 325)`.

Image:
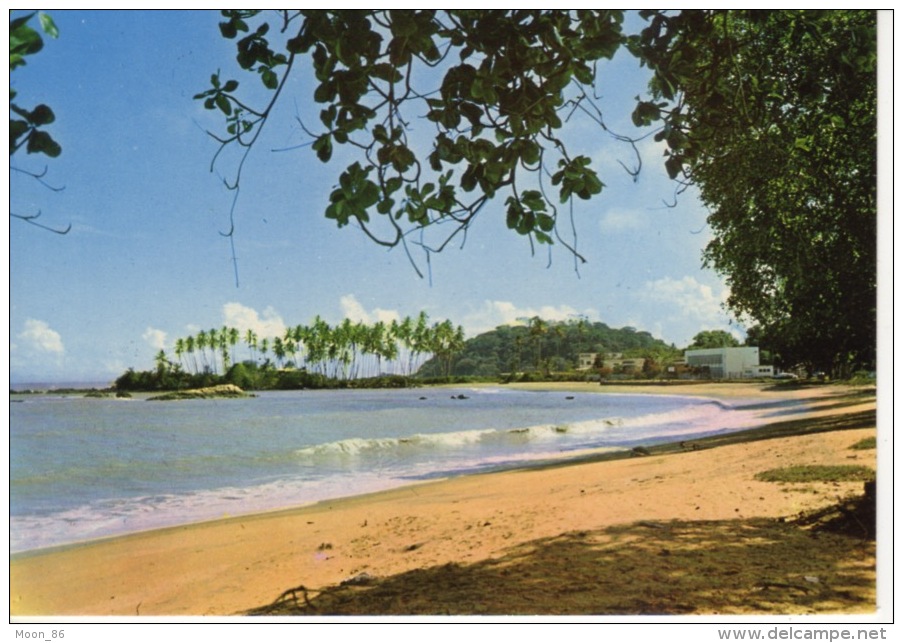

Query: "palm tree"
(272, 336), (286, 369)
(244, 328), (258, 363)
(208, 328), (220, 374)
(368, 320), (390, 377)
(411, 311), (430, 375)
(174, 338), (186, 373)
(292, 324), (307, 370)
(512, 334), (525, 374)
(154, 349), (170, 377)
(380, 322), (399, 376)
(228, 326), (240, 366)
(196, 330), (210, 373)
(428, 319), (465, 377)
(282, 331), (298, 369)
(185, 334), (198, 374)
(529, 316), (548, 371)
(335, 319), (355, 380)
(218, 326), (231, 372)
(259, 337), (270, 368)
(553, 324), (565, 361)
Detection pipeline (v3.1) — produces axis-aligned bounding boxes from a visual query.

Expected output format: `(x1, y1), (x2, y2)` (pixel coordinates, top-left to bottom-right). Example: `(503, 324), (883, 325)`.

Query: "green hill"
(417, 319), (680, 379)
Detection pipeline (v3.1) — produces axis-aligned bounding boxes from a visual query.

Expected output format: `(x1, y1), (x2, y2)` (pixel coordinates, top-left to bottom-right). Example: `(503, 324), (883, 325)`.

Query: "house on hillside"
(684, 346), (772, 379)
(577, 353), (598, 370)
(603, 357), (645, 374)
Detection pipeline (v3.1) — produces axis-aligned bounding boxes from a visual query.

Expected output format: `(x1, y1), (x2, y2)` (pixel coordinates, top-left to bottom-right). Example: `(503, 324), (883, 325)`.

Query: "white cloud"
(641, 276), (727, 320)
(222, 302), (286, 339)
(638, 275), (740, 344)
(339, 294), (400, 325)
(19, 319), (64, 354)
(142, 327), (168, 351)
(461, 300), (599, 336)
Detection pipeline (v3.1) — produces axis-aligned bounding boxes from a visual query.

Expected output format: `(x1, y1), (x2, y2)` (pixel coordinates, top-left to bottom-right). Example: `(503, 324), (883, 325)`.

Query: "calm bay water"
(9, 387), (759, 553)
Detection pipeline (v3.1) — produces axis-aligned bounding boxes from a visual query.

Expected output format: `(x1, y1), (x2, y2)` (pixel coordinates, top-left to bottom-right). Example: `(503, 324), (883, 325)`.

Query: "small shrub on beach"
(849, 437), (876, 450)
(755, 465), (875, 484)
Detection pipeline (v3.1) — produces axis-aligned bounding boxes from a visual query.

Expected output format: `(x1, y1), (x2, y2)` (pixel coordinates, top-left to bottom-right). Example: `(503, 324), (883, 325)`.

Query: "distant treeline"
(115, 316), (689, 392)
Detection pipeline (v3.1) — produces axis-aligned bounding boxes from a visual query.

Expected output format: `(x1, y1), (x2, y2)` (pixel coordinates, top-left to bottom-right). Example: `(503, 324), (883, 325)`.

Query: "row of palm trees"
(159, 312), (466, 381)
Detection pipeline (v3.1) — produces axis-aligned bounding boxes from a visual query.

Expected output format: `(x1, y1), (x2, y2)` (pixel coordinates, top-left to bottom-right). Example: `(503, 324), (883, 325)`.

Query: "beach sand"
(10, 382), (878, 616)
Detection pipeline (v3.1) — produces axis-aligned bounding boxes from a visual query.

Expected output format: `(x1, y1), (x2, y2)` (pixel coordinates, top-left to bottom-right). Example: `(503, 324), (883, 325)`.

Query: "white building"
(577, 353), (597, 370)
(684, 347), (772, 379)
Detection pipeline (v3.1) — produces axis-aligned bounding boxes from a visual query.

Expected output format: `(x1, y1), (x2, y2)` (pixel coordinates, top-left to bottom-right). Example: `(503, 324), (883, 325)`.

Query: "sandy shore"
(10, 382), (878, 617)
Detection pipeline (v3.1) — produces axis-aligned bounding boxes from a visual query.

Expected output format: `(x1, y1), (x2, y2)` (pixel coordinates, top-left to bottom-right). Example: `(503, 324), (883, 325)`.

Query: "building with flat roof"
(684, 346), (771, 379)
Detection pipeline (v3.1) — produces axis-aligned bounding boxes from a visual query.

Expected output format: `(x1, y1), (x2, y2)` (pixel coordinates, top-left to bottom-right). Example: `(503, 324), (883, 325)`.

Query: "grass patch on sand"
(849, 437), (876, 450)
(755, 465), (875, 484)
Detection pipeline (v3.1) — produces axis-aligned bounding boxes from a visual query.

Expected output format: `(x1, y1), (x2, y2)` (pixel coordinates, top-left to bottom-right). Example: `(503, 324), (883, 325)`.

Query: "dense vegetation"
(401, 318), (679, 379)
(115, 312), (463, 391)
(115, 315), (691, 391)
(635, 11), (876, 377)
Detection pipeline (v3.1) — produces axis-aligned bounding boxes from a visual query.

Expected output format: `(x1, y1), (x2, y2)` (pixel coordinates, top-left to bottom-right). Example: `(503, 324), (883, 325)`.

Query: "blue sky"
(8, 9), (753, 384)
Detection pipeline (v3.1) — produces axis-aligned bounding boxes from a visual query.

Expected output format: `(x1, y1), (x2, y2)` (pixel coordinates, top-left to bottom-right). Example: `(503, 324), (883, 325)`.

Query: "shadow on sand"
(248, 493), (875, 616)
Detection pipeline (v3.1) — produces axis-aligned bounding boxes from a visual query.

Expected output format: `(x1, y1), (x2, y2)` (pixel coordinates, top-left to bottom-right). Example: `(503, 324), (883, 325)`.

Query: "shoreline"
(9, 381), (835, 558)
(10, 382), (878, 616)
(8, 381), (774, 556)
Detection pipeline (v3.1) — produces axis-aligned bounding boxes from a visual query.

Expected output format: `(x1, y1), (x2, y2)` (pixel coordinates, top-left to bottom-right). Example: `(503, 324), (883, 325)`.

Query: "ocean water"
(9, 387), (760, 553)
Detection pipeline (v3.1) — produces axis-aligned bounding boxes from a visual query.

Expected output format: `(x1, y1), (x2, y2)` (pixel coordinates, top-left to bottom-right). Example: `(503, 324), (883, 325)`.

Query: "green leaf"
(534, 230), (553, 245)
(9, 23), (43, 57)
(371, 63), (403, 83)
(385, 176), (403, 194)
(377, 198), (395, 214)
(536, 212), (555, 232)
(313, 135), (332, 162)
(26, 130), (61, 157)
(574, 63), (594, 84)
(38, 12), (59, 39)
(314, 82), (335, 103)
(29, 104), (55, 125)
(664, 155), (683, 180)
(359, 180), (380, 208)
(521, 189), (546, 212)
(581, 171), (604, 197)
(632, 100), (661, 127)
(9, 12), (37, 32)
(219, 20), (237, 39)
(520, 140), (541, 166)
(215, 93), (232, 116)
(261, 68), (278, 90)
(505, 214), (518, 231)
(10, 119), (29, 151)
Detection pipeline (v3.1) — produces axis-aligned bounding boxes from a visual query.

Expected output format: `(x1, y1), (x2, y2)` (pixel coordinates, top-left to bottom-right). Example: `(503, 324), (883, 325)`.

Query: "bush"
(849, 437), (876, 450)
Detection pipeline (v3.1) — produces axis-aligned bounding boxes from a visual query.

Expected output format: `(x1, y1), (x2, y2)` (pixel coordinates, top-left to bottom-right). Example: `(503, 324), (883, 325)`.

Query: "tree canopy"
(631, 10), (877, 375)
(688, 330), (740, 350)
(9, 10), (70, 234)
(196, 9), (633, 273)
(196, 9), (877, 377)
